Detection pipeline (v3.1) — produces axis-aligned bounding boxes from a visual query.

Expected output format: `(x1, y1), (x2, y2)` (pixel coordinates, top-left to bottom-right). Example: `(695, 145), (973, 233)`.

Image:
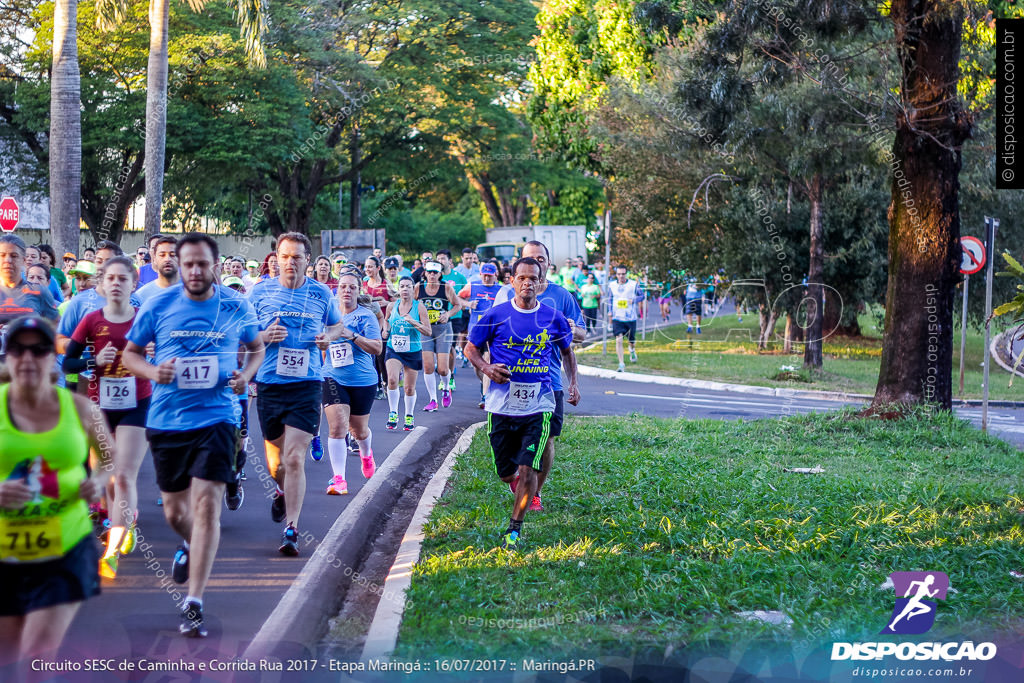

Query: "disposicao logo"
(831, 571), (997, 663)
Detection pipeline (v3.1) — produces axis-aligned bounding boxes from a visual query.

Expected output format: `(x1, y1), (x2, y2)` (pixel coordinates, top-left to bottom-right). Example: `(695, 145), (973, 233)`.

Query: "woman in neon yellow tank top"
(0, 316), (113, 666)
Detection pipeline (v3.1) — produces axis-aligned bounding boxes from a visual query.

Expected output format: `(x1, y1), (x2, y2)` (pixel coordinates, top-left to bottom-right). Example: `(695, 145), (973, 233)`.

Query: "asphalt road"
(37, 356), (1024, 679)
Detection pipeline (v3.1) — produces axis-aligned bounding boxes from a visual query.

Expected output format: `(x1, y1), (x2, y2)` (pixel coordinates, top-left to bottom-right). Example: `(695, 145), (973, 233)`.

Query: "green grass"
(395, 413), (1024, 660)
(581, 312), (1023, 401)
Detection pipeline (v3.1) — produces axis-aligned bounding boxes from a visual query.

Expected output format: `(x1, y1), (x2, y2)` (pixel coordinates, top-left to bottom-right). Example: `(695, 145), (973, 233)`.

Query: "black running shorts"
(147, 422), (238, 493)
(322, 378), (377, 416)
(385, 348), (423, 371)
(487, 412), (553, 479)
(256, 380), (322, 441)
(550, 390), (565, 438)
(612, 319), (637, 342)
(104, 395), (150, 431)
(0, 535), (100, 616)
(450, 315), (469, 335)
(684, 299), (701, 315)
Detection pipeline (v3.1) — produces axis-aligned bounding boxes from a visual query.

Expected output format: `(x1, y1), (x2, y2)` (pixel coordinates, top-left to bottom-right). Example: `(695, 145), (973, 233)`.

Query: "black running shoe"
(225, 477), (244, 511)
(279, 524), (299, 556)
(270, 491), (286, 523)
(171, 545), (189, 584)
(179, 600), (207, 638)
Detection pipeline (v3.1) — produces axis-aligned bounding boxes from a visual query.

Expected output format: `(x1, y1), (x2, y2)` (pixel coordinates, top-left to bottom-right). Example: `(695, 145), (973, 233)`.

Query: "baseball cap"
(480, 263), (498, 275)
(424, 262), (443, 273)
(63, 252), (76, 260)
(246, 260), (259, 269)
(384, 257), (399, 269)
(69, 260), (97, 277)
(5, 315), (56, 346)
(223, 276), (245, 288)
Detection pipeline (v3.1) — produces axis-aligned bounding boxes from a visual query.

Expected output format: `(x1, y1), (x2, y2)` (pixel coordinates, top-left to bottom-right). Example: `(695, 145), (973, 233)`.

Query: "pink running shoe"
(529, 495), (544, 512)
(441, 389), (452, 408)
(326, 476), (348, 495)
(422, 400), (438, 412)
(360, 450), (376, 479)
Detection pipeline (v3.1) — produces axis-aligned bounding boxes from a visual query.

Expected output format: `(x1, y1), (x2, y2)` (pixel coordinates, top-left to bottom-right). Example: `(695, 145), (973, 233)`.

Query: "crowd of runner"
(0, 230), (680, 662)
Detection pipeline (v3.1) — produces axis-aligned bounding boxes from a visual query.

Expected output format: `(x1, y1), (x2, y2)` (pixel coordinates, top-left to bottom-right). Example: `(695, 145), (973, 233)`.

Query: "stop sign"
(0, 197), (19, 232)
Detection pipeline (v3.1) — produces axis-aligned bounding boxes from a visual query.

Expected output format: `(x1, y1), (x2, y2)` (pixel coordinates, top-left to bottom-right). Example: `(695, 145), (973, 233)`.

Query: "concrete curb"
(243, 426), (430, 660)
(577, 364), (1024, 408)
(361, 421), (486, 661)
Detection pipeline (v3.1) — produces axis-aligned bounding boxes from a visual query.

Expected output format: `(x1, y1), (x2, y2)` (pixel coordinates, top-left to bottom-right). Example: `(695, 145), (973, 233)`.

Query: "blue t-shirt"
(324, 306), (381, 387)
(249, 277), (341, 384)
(493, 282), (583, 392)
(469, 301), (572, 416)
(137, 263), (158, 286)
(47, 277), (64, 303)
(127, 285), (259, 431)
(57, 288), (141, 337)
(461, 282), (502, 328)
(135, 280), (181, 305)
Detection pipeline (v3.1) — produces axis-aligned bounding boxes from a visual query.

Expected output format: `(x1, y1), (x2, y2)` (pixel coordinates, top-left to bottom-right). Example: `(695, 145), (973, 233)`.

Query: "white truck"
(476, 225), (588, 266)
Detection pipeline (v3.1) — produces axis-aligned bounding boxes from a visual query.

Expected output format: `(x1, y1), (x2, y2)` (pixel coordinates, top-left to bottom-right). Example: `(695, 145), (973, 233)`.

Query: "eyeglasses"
(6, 342), (54, 357)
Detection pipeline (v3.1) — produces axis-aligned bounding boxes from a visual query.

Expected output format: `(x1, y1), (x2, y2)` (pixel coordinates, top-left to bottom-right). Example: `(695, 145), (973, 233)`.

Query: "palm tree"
(50, 0), (82, 259)
(96, 0), (267, 238)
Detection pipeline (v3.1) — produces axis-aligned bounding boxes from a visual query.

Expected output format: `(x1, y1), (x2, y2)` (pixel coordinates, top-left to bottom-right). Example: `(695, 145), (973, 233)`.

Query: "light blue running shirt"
(324, 306), (381, 387)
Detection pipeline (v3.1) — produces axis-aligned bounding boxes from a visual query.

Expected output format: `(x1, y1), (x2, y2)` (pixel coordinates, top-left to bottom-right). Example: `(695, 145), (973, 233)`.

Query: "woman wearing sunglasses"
(0, 316), (113, 666)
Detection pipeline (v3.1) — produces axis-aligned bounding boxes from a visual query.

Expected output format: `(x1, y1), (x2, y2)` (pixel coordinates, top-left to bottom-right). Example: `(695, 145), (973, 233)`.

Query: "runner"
(415, 261), (462, 410)
(579, 273), (602, 335)
(0, 235), (60, 334)
(457, 263), (502, 408)
(249, 232), (344, 556)
(0, 316), (113, 664)
(312, 256), (338, 293)
(382, 277), (431, 430)
(122, 233), (264, 637)
(37, 244), (71, 299)
(63, 257), (152, 579)
(607, 265), (645, 372)
(362, 256), (393, 401)
(136, 234), (165, 286)
(56, 241), (137, 358)
(492, 241), (585, 512)
(437, 249), (470, 374)
(134, 236), (180, 304)
(320, 271), (382, 495)
(464, 257), (579, 550)
(454, 247), (480, 280)
(24, 245), (64, 303)
(684, 277), (703, 333)
(658, 281), (673, 322)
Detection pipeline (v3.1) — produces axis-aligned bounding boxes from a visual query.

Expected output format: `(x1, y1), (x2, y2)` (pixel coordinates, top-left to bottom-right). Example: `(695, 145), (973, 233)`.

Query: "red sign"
(0, 197), (19, 232)
(960, 236), (985, 275)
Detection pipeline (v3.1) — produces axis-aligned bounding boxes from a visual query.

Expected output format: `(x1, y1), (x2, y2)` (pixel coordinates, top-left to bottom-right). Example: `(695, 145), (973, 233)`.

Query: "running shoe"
(225, 477), (244, 511)
(737, 315), (742, 322)
(375, 384), (386, 401)
(179, 600), (207, 638)
(630, 349), (638, 363)
(99, 554), (118, 579)
(441, 388), (452, 408)
(462, 357), (470, 369)
(327, 476), (348, 495)
(449, 376), (456, 391)
(120, 522), (138, 554)
(360, 449), (376, 479)
(310, 435), (324, 462)
(529, 495), (544, 512)
(617, 363), (625, 372)
(696, 327), (701, 334)
(271, 490), (286, 523)
(686, 326), (693, 333)
(423, 399), (438, 412)
(157, 497), (163, 506)
(499, 529), (521, 551)
(172, 544), (189, 584)
(386, 411), (399, 430)
(348, 435), (360, 455)
(279, 524), (299, 556)
(404, 415), (414, 431)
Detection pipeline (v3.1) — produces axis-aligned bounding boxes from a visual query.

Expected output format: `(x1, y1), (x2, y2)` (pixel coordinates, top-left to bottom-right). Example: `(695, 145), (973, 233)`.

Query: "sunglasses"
(6, 342), (54, 357)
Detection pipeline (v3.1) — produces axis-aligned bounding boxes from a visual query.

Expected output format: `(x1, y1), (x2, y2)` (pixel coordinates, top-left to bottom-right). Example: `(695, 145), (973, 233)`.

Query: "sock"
(181, 539), (190, 551)
(507, 518), (523, 533)
(404, 392), (417, 415)
(424, 372), (438, 403)
(328, 438), (347, 479)
(387, 388), (400, 412)
(356, 430), (372, 458)
(438, 372), (449, 391)
(104, 526), (125, 558)
(184, 595), (203, 608)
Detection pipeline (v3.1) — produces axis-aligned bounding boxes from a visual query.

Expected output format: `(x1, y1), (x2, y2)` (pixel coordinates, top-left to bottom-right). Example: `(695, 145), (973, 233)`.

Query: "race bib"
(177, 357), (218, 389)
(99, 377), (137, 410)
(0, 516), (62, 563)
(391, 334), (411, 352)
(329, 342), (354, 368)
(427, 308), (441, 324)
(276, 348), (309, 377)
(615, 298), (630, 309)
(507, 381), (541, 413)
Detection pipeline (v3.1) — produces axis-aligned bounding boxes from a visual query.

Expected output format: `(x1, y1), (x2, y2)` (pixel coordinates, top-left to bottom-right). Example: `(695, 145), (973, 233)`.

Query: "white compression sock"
(356, 430), (372, 457)
(423, 372), (438, 403)
(404, 392), (417, 415)
(328, 438), (347, 479)
(438, 371), (449, 390)
(387, 388), (400, 412)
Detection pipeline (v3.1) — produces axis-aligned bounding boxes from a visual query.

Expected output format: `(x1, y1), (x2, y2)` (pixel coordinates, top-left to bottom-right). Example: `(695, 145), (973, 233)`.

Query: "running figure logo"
(882, 571), (949, 635)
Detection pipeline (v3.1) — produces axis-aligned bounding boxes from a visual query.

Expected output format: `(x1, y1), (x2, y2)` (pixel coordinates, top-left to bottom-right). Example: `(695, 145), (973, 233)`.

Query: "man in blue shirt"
(458, 263), (502, 407)
(492, 241), (585, 512)
(249, 232), (345, 556)
(123, 232), (264, 638)
(135, 236), (180, 304)
(136, 235), (164, 286)
(465, 256), (580, 551)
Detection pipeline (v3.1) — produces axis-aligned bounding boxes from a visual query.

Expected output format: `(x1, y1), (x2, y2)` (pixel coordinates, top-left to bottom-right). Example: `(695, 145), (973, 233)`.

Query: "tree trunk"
(49, 0), (80, 257)
(803, 173), (824, 368)
(784, 311), (794, 353)
(144, 0), (170, 240)
(350, 123), (361, 230)
(873, 1), (969, 410)
(466, 172), (503, 227)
